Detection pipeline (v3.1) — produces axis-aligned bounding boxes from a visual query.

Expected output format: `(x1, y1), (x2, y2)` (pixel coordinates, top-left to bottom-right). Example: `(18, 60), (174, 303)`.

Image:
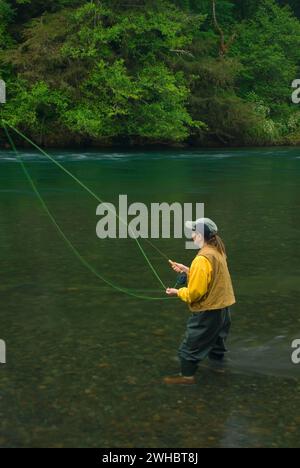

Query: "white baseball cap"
(185, 217), (218, 239)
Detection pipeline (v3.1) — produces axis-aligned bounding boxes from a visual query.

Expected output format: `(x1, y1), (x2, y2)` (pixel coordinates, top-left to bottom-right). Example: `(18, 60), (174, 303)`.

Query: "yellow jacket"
(178, 245), (236, 312)
(178, 256), (212, 305)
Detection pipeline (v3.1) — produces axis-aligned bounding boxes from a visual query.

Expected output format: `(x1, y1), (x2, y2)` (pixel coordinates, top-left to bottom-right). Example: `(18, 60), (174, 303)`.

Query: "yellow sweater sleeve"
(177, 256), (212, 305)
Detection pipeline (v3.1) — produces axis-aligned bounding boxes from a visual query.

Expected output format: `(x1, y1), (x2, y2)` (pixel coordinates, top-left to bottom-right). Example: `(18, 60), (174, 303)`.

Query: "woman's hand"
(166, 288), (179, 297)
(169, 260), (189, 274)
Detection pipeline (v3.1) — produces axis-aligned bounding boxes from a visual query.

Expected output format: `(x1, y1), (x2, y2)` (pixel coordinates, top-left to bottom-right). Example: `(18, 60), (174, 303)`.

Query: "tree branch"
(211, 0), (237, 57)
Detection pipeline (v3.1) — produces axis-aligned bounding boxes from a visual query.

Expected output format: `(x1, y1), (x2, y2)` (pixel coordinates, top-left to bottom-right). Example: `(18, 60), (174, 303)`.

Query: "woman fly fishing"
(165, 218), (236, 385)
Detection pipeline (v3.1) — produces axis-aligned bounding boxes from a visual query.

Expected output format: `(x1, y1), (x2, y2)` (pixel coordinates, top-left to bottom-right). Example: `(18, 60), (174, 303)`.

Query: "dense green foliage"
(1, 0), (300, 147)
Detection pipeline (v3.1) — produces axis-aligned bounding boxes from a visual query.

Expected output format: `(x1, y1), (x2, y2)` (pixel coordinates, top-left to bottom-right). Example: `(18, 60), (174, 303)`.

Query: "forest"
(0, 0), (300, 147)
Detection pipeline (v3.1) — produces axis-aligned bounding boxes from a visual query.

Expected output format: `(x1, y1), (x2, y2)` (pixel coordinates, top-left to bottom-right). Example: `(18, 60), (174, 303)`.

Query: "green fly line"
(3, 121), (169, 289)
(4, 121), (167, 290)
(1, 119), (176, 301)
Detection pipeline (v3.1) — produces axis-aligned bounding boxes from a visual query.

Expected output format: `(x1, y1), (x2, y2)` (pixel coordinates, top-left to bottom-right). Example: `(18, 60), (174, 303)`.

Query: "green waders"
(179, 307), (232, 377)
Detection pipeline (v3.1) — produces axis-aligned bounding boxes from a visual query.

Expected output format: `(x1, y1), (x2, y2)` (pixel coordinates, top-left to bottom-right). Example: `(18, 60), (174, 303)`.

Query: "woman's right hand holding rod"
(168, 260), (189, 275)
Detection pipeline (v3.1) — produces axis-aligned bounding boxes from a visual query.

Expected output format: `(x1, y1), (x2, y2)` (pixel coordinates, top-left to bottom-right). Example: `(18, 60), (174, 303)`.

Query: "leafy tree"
(0, 0), (14, 48)
(231, 0), (300, 122)
(1, 1), (204, 143)
(278, 0), (300, 18)
(1, 0), (300, 146)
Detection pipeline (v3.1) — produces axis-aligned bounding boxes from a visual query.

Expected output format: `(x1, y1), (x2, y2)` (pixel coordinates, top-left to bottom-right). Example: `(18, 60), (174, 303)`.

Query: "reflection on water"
(0, 147), (299, 448)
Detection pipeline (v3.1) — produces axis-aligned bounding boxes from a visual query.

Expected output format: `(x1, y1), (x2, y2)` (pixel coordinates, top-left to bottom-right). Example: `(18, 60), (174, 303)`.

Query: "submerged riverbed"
(0, 147), (299, 448)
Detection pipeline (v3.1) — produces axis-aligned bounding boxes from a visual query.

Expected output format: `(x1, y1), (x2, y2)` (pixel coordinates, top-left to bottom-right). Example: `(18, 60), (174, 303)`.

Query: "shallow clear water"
(0, 146), (300, 448)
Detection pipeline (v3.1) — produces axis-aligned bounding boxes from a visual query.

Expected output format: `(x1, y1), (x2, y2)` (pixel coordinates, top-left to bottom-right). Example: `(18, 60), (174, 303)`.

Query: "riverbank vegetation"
(1, 0), (300, 147)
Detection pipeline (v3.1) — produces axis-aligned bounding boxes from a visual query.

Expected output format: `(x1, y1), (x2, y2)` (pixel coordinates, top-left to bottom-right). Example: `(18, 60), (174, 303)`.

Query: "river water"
(0, 147), (299, 447)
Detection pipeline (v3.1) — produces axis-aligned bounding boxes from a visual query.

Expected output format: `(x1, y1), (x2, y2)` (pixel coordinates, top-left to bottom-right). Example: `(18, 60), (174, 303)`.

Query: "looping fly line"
(1, 118), (174, 302)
